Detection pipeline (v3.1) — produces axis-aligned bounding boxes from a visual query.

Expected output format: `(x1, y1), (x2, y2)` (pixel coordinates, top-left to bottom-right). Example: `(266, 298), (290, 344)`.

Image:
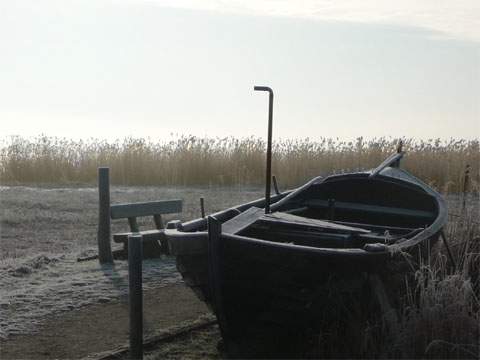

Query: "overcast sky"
(1, 0), (479, 141)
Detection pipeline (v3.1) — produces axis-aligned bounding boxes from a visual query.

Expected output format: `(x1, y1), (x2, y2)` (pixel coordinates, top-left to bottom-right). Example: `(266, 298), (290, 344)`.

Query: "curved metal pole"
(254, 86), (274, 214)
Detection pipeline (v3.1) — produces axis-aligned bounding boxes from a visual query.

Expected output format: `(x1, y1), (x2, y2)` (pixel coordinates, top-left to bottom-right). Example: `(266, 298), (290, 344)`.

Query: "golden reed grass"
(0, 136), (478, 192)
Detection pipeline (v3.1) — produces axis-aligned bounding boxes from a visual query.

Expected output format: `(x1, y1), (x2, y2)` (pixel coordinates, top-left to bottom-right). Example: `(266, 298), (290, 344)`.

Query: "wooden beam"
(110, 200), (182, 219)
(222, 207), (264, 235)
(207, 217), (229, 343)
(261, 212), (371, 234)
(97, 167), (113, 264)
(128, 234), (143, 360)
(369, 152), (404, 178)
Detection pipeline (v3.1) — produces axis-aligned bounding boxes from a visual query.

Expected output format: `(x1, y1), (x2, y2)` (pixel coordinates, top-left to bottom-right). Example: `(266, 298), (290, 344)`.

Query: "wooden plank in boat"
(326, 220), (416, 233)
(260, 212), (371, 234)
(305, 199), (435, 219)
(222, 207), (265, 235)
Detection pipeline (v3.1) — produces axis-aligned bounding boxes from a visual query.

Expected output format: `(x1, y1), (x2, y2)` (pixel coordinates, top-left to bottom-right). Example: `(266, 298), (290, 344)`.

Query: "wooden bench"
(110, 199), (183, 258)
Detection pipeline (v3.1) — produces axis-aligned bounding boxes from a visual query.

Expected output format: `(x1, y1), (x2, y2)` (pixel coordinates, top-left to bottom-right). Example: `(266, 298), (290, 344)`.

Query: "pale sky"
(1, 0), (479, 141)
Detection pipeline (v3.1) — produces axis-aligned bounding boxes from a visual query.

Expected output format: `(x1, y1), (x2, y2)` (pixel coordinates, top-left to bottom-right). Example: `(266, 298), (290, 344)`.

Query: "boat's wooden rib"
(326, 220), (418, 233)
(260, 212), (371, 234)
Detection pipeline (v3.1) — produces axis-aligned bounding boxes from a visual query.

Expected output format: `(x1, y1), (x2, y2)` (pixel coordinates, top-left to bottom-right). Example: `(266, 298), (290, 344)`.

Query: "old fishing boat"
(164, 87), (447, 357)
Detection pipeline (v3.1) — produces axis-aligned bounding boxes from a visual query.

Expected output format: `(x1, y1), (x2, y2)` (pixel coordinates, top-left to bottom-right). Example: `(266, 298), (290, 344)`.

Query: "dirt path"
(0, 284), (210, 360)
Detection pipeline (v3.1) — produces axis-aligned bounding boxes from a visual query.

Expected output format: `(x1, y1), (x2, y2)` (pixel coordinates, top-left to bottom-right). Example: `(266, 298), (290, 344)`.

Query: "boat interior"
(222, 176), (439, 250)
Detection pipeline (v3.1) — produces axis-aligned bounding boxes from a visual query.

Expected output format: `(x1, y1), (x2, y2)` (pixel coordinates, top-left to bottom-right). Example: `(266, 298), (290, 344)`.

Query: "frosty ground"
(0, 185), (263, 358)
(0, 185), (476, 359)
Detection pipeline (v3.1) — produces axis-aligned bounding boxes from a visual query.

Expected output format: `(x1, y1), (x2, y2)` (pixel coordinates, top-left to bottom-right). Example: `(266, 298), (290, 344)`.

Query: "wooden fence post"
(97, 167), (113, 264)
(128, 234), (143, 360)
(200, 197), (205, 218)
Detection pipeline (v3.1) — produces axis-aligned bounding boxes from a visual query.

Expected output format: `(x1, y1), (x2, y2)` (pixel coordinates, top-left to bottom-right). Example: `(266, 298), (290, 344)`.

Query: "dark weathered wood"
(272, 175), (280, 195)
(110, 200), (182, 219)
(200, 197), (205, 218)
(369, 152), (405, 178)
(305, 199), (434, 219)
(327, 198), (336, 220)
(222, 207), (264, 235)
(163, 150), (447, 358)
(327, 220), (417, 233)
(128, 217), (140, 232)
(166, 220), (183, 230)
(153, 214), (164, 230)
(207, 217), (229, 342)
(392, 140), (403, 168)
(261, 212), (371, 234)
(113, 229), (164, 243)
(128, 234), (143, 360)
(97, 167), (113, 264)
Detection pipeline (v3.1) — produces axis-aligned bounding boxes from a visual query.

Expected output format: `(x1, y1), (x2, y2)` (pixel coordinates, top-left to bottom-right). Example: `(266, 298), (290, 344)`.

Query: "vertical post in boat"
(254, 86), (274, 214)
(393, 140), (403, 168)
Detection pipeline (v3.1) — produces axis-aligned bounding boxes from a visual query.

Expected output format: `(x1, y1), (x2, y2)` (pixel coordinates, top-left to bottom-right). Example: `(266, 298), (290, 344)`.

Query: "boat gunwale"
(169, 167), (446, 255)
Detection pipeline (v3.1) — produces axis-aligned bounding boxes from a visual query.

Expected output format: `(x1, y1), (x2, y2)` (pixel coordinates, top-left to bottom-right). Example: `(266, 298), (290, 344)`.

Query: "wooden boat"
(165, 152), (447, 355)
(164, 88), (447, 357)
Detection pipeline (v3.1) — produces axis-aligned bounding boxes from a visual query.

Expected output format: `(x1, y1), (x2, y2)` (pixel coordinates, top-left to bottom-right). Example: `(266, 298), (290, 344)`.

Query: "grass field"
(1, 183), (478, 358)
(1, 136), (478, 194)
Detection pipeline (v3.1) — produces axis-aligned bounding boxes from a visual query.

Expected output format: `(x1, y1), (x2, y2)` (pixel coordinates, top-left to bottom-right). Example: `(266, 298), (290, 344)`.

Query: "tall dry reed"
(0, 136), (478, 193)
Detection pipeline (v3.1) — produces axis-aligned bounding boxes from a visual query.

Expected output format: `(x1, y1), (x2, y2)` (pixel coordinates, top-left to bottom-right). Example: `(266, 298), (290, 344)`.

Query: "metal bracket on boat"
(254, 85), (274, 214)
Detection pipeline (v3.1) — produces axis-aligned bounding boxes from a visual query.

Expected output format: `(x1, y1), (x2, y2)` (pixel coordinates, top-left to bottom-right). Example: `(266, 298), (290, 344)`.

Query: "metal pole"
(97, 167), (113, 264)
(254, 86), (274, 214)
(128, 234), (143, 360)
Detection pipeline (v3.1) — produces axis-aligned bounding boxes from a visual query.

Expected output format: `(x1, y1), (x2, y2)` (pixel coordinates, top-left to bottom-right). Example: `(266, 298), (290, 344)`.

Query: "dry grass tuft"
(1, 136), (478, 192)
(390, 198), (480, 359)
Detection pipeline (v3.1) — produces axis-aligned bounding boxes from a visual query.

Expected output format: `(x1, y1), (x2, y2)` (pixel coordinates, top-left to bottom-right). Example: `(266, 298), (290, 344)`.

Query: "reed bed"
(1, 136), (478, 193)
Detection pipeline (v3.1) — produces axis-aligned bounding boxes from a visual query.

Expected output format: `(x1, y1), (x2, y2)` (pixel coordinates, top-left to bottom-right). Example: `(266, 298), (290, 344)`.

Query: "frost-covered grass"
(391, 196), (480, 359)
(0, 185), (260, 340)
(1, 186), (478, 358)
(0, 185), (263, 259)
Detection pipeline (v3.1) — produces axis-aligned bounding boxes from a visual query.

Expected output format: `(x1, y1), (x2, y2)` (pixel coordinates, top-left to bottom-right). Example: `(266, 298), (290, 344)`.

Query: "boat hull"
(166, 167), (447, 356)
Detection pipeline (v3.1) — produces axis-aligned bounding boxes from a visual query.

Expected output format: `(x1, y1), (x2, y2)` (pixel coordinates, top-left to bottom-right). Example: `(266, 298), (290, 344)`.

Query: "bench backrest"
(110, 200), (183, 232)
(110, 200), (183, 219)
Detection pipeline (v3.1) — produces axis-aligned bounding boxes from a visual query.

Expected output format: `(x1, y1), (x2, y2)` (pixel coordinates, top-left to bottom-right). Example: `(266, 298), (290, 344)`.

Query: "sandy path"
(0, 284), (210, 359)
